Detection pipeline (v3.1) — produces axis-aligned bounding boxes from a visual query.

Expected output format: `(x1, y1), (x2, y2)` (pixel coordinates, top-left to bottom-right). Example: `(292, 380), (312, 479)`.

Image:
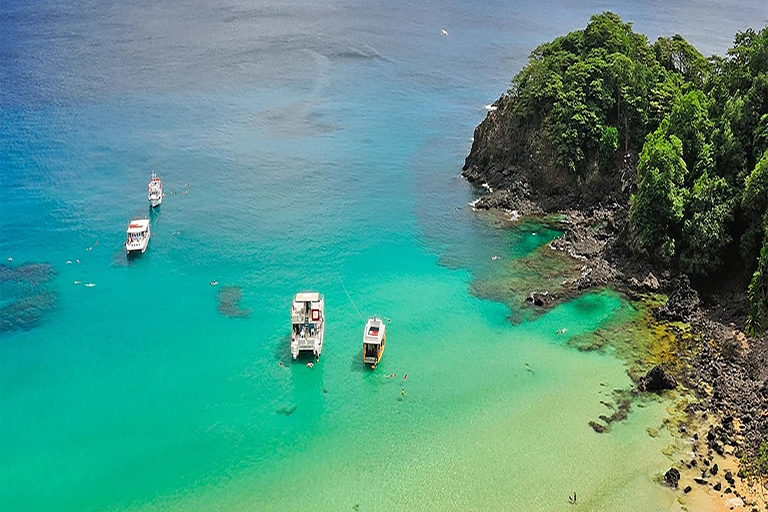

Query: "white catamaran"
(290, 292), (325, 360)
(125, 219), (150, 254)
(148, 171), (163, 208)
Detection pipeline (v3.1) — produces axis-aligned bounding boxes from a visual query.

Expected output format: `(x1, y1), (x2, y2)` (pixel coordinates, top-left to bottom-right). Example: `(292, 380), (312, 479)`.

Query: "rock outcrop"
(636, 365), (677, 392)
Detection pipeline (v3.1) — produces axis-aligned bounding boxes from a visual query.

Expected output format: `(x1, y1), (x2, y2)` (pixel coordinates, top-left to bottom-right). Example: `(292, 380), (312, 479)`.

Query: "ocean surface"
(2, 1), (766, 511)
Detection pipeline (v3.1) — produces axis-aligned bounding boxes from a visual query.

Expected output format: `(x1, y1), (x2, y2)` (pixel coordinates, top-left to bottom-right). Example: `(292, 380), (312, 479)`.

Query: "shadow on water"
(0, 263), (57, 334)
(349, 351), (366, 374)
(272, 334), (292, 363)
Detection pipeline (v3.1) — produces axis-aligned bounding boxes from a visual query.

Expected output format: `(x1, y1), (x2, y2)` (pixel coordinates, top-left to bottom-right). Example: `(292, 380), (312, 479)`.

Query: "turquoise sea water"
(2, 1), (767, 511)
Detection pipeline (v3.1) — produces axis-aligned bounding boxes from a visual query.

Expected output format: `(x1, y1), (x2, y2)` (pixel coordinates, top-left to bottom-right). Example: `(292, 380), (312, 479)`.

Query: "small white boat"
(363, 316), (386, 367)
(290, 292), (325, 360)
(125, 219), (150, 254)
(148, 171), (163, 207)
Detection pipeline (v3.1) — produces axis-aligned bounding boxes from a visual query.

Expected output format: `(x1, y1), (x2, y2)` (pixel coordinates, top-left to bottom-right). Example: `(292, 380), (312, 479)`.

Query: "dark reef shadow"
(0, 263), (57, 334)
(217, 286), (251, 318)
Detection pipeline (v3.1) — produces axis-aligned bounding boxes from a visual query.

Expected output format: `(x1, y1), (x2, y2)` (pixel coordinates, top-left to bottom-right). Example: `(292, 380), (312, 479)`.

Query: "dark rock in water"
(694, 477), (708, 485)
(714, 481), (722, 491)
(588, 420), (607, 433)
(635, 365), (677, 392)
(684, 485), (692, 494)
(217, 286), (251, 318)
(725, 470), (734, 485)
(657, 275), (700, 321)
(711, 463), (719, 476)
(526, 291), (554, 307)
(664, 468), (681, 488)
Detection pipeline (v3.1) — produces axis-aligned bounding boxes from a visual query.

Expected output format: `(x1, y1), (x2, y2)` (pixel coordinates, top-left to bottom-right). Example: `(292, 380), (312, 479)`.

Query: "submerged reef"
(217, 286), (251, 318)
(0, 263), (57, 334)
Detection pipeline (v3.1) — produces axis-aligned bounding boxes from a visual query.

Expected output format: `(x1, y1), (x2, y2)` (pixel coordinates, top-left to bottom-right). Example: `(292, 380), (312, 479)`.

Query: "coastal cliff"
(464, 12), (768, 509)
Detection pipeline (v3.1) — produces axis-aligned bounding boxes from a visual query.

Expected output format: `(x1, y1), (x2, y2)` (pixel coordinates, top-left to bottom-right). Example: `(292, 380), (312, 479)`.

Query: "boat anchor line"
(340, 277), (364, 322)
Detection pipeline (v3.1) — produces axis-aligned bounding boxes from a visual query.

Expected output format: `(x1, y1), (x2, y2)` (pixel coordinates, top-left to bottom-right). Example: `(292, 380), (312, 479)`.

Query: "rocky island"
(464, 12), (768, 510)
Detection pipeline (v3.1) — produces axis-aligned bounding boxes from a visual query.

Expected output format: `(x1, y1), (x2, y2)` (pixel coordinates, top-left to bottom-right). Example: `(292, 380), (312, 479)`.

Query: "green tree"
(680, 172), (734, 275)
(654, 34), (710, 87)
(630, 121), (688, 255)
(668, 90), (714, 181)
(742, 148), (768, 270)
(746, 226), (768, 336)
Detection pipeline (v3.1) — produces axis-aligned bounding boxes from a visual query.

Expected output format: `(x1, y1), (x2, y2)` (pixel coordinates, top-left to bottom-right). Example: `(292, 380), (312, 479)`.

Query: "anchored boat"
(290, 292), (325, 360)
(363, 317), (386, 366)
(125, 219), (150, 254)
(148, 171), (163, 207)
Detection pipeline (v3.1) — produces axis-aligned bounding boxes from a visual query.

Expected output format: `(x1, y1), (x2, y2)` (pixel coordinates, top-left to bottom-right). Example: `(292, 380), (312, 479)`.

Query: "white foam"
(503, 209), (520, 222)
(485, 104), (497, 112)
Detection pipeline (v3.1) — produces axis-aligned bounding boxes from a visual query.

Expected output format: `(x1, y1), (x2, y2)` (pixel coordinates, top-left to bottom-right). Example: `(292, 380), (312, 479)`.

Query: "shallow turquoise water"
(2, 0), (766, 510)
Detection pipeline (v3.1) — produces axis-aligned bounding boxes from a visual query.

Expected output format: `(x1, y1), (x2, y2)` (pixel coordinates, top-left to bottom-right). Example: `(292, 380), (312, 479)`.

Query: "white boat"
(125, 219), (150, 254)
(363, 317), (386, 367)
(290, 292), (325, 360)
(148, 171), (163, 207)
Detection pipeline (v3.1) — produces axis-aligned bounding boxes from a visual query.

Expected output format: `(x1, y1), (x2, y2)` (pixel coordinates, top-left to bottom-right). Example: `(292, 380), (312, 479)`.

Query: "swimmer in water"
(279, 362), (285, 368)
(307, 362), (314, 368)
(401, 388), (405, 396)
(403, 374), (408, 380)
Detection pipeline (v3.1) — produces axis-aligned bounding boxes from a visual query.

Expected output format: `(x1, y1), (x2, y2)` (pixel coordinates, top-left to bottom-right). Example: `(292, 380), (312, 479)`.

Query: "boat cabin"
(290, 292), (325, 360)
(363, 317), (386, 366)
(125, 219), (151, 254)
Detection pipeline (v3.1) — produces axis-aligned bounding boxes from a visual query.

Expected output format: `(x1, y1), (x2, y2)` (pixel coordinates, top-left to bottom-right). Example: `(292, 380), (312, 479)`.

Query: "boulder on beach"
(664, 467), (680, 488)
(635, 365), (677, 393)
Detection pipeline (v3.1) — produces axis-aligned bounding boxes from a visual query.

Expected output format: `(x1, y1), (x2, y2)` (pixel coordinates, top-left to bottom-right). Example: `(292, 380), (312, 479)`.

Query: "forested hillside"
(471, 13), (768, 332)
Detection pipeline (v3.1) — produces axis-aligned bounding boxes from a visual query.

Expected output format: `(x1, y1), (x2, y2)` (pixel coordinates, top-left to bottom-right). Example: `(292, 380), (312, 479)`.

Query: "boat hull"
(149, 197), (162, 208)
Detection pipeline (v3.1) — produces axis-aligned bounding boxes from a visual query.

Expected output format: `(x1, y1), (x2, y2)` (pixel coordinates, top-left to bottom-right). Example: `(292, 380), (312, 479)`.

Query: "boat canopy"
(294, 292), (319, 303)
(364, 317), (385, 344)
(127, 219), (150, 233)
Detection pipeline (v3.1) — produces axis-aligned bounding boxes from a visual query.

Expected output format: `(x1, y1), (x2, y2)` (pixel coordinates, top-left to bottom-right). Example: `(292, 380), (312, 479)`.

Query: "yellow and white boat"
(363, 317), (386, 367)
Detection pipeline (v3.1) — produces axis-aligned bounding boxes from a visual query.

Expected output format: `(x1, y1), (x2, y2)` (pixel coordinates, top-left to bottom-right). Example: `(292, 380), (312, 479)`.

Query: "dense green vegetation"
(507, 13), (768, 332)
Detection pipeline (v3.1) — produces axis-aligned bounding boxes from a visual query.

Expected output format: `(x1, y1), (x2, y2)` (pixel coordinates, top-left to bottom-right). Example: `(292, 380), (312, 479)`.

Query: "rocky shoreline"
(463, 104), (768, 510)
